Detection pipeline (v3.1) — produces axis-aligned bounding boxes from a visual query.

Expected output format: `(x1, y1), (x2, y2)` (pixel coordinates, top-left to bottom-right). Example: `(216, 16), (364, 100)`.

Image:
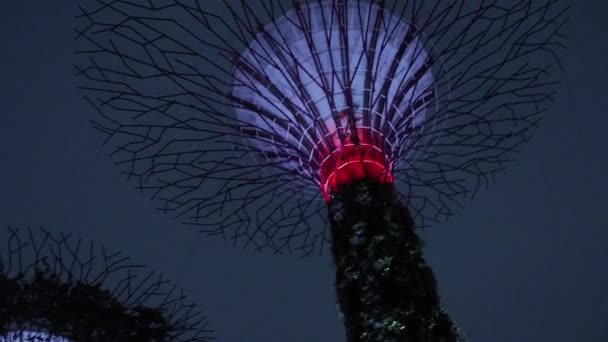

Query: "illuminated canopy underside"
(232, 0), (436, 199)
(74, 0), (567, 254)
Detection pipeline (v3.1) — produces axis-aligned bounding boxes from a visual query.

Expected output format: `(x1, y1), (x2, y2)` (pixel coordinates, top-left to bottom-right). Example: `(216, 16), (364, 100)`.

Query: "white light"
(232, 0), (436, 182)
(1, 331), (71, 342)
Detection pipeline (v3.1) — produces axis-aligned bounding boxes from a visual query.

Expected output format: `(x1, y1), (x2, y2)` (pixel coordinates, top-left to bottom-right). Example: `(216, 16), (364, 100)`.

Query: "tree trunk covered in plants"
(328, 180), (463, 342)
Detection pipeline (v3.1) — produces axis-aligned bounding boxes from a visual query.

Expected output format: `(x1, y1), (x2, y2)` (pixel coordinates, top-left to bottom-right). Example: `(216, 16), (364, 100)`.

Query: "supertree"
(0, 227), (214, 341)
(74, 0), (568, 341)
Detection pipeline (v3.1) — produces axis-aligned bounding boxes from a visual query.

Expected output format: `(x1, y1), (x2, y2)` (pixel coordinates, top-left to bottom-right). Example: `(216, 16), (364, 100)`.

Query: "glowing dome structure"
(231, 1), (436, 200)
(0, 227), (214, 341)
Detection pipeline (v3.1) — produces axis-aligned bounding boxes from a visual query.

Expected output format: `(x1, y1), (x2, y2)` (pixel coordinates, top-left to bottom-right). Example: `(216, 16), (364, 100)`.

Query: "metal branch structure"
(74, 0), (567, 341)
(0, 227), (214, 341)
(75, 0), (567, 256)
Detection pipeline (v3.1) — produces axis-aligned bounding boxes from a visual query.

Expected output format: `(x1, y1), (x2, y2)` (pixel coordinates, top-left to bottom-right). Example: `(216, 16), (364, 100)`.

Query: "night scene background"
(0, 1), (606, 341)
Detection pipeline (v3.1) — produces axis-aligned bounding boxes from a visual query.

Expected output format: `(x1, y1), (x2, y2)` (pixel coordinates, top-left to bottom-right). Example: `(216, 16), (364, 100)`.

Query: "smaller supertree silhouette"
(0, 227), (214, 341)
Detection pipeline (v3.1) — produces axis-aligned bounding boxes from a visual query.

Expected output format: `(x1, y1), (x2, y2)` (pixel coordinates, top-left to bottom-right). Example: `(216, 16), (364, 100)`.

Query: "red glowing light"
(318, 125), (393, 201)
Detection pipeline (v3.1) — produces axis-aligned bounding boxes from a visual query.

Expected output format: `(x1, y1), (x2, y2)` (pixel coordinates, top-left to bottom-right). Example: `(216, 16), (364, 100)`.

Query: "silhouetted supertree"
(74, 0), (567, 341)
(0, 227), (214, 341)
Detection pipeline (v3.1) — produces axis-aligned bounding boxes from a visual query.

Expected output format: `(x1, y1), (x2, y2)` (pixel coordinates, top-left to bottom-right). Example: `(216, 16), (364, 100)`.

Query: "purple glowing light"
(232, 0), (437, 198)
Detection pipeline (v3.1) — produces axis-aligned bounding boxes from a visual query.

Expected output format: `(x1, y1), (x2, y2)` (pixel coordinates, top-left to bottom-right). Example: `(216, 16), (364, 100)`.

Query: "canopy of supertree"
(0, 227), (214, 341)
(232, 0), (434, 201)
(75, 0), (568, 256)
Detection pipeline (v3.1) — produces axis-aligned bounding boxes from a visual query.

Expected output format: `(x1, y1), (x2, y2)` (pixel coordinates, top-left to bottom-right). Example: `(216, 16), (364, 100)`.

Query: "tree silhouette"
(0, 227), (214, 341)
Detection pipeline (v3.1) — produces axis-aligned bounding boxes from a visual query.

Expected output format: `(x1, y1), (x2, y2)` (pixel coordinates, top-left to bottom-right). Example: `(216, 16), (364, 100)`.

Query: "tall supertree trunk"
(328, 180), (463, 342)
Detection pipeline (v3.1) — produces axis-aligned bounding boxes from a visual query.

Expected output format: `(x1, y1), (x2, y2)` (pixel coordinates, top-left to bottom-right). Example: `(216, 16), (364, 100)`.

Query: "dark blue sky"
(0, 1), (606, 341)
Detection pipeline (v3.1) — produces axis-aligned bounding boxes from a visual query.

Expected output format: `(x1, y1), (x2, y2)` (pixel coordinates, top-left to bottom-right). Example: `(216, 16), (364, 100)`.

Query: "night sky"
(0, 1), (607, 342)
